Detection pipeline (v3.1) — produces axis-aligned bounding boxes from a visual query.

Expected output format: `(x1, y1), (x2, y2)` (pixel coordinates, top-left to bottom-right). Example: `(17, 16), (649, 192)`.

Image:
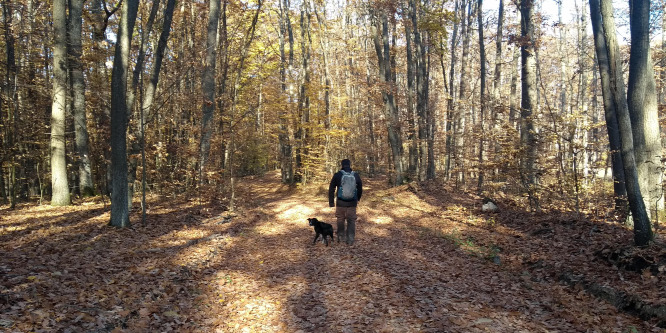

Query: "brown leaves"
(0, 171), (662, 331)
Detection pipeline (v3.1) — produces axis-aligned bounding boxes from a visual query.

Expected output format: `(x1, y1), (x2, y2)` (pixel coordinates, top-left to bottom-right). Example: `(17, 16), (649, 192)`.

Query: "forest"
(2, 0), (666, 331)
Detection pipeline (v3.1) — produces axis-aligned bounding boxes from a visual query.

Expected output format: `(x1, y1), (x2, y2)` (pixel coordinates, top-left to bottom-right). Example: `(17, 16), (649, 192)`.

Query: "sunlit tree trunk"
(477, 0), (486, 192)
(109, 0), (139, 227)
(520, 0), (538, 210)
(50, 0), (70, 206)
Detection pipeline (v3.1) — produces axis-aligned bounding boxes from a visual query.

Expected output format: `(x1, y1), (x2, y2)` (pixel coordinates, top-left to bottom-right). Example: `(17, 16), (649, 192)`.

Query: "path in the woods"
(0, 171), (658, 332)
(190, 172), (654, 332)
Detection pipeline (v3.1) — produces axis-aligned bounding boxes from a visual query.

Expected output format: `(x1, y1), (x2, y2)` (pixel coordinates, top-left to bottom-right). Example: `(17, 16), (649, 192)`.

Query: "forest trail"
(0, 171), (663, 332)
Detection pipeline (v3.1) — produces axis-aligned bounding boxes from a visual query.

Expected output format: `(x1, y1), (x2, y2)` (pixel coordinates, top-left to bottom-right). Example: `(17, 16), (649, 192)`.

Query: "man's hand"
(329, 202), (334, 207)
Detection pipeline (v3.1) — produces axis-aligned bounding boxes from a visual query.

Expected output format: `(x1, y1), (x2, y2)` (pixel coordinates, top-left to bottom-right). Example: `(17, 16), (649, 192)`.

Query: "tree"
(69, 0), (93, 198)
(199, 0), (221, 183)
(371, 6), (404, 185)
(627, 0), (663, 224)
(588, 0), (627, 212)
(592, 0), (651, 246)
(109, 0), (140, 227)
(278, 0), (294, 183)
(519, 0), (538, 210)
(477, 0), (486, 192)
(50, 0), (70, 206)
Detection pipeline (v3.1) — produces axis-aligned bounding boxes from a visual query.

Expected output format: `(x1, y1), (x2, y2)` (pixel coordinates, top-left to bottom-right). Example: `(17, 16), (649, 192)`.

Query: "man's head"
(341, 159), (351, 168)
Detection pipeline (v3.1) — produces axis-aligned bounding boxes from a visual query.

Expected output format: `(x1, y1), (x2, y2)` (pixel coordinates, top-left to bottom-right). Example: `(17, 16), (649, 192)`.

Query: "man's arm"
(356, 174), (363, 201)
(328, 173), (338, 207)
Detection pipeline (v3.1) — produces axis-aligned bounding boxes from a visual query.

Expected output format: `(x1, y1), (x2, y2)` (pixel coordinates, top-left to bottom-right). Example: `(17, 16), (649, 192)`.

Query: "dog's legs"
(313, 233), (320, 244)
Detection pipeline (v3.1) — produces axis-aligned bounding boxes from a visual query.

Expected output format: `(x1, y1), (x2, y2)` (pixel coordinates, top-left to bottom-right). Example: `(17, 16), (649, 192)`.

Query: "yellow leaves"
(163, 310), (179, 318)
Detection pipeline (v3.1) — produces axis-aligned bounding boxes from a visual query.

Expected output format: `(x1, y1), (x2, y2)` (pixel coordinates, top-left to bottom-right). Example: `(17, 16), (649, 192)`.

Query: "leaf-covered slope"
(0, 171), (661, 332)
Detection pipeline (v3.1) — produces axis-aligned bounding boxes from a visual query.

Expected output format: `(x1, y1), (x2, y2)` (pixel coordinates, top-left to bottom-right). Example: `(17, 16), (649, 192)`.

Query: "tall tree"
(128, 0), (161, 210)
(68, 0), (93, 197)
(199, 0), (221, 182)
(519, 0), (538, 209)
(597, 0), (651, 246)
(444, 0), (461, 180)
(109, 0), (140, 227)
(371, 7), (404, 185)
(477, 0), (486, 192)
(589, 0), (627, 212)
(138, 0), (176, 223)
(2, 0), (17, 207)
(627, 0), (663, 223)
(278, 0), (294, 183)
(50, 0), (70, 206)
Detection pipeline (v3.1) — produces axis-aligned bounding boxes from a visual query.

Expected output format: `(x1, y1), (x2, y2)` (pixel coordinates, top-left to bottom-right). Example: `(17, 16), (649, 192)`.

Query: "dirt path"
(0, 171), (659, 332)
(189, 173), (655, 332)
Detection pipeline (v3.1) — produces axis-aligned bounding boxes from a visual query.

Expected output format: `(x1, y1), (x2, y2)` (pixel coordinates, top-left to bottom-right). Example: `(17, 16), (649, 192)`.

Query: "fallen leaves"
(0, 171), (663, 332)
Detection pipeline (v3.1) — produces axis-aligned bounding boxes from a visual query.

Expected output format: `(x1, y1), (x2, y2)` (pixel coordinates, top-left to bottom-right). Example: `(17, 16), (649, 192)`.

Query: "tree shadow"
(0, 175), (653, 332)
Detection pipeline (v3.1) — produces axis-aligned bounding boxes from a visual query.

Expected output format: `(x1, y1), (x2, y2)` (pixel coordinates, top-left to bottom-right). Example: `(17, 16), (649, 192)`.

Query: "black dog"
(308, 218), (334, 246)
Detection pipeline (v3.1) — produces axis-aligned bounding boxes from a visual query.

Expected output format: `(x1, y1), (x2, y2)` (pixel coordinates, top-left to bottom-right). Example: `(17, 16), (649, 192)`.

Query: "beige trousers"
(335, 206), (357, 244)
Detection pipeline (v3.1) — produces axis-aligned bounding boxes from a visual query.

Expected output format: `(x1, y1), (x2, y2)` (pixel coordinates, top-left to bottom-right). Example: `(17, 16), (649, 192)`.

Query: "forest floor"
(2, 171), (666, 332)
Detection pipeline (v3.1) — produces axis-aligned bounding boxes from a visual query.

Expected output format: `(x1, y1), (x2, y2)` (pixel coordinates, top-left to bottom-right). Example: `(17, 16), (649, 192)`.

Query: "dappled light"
(1, 171), (663, 332)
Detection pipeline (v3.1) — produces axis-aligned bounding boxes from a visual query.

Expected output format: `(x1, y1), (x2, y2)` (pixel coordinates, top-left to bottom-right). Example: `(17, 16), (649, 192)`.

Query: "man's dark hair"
(341, 159), (351, 168)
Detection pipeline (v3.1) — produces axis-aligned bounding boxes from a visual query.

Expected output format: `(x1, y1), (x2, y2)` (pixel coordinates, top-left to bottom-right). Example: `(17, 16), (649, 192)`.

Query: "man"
(329, 159), (363, 245)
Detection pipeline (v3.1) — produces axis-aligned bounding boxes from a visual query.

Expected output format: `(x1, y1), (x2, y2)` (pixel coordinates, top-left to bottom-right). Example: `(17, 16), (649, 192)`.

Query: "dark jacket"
(329, 167), (363, 207)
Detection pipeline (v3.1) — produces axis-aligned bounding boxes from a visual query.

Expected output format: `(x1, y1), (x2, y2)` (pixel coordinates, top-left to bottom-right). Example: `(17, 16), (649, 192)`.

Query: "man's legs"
(335, 206), (346, 243)
(346, 206), (357, 244)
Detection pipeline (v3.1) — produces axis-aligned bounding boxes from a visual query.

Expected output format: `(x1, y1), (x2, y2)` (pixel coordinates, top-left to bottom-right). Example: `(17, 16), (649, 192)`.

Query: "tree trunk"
(477, 0), (486, 192)
(589, 0), (627, 212)
(599, 0), (651, 245)
(444, 0), (461, 180)
(627, 0), (663, 224)
(68, 0), (93, 198)
(520, 0), (538, 210)
(403, 1), (418, 178)
(371, 9), (404, 185)
(109, 0), (139, 227)
(50, 0), (70, 206)
(199, 0), (220, 183)
(2, 0), (17, 208)
(127, 0), (160, 209)
(139, 0), (176, 223)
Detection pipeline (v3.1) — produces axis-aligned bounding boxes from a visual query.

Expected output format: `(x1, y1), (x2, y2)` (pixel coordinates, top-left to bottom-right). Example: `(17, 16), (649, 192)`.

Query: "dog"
(308, 218), (335, 246)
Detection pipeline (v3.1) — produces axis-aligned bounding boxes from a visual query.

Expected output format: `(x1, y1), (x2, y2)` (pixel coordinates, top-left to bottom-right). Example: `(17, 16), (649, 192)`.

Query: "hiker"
(329, 159), (363, 245)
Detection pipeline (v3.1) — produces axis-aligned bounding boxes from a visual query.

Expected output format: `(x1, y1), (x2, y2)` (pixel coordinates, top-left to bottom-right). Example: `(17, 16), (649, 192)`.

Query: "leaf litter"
(0, 171), (663, 332)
